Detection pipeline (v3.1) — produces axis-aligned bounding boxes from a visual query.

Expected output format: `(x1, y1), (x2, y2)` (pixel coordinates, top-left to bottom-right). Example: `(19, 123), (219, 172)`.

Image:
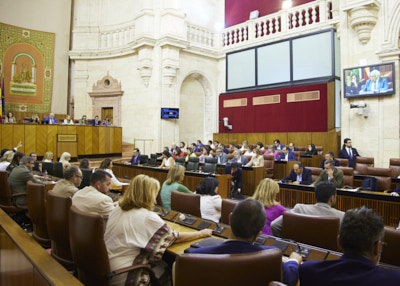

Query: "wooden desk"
(278, 183), (400, 227)
(0, 209), (82, 286)
(113, 163), (231, 198)
(299, 155), (321, 168)
(274, 161), (295, 180)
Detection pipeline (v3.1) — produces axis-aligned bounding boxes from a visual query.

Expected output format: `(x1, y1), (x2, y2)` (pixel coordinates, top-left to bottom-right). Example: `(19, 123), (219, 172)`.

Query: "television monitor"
(161, 108), (179, 119)
(343, 62), (395, 98)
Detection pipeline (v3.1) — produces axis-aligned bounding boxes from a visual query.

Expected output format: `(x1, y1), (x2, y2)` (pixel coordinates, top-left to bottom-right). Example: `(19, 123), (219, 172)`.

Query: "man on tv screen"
(360, 69), (389, 94)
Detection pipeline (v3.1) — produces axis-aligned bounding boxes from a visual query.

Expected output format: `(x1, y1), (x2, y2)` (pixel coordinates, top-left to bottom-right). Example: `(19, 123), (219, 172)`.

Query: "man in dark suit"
(312, 160), (344, 188)
(129, 148), (142, 165)
(188, 199), (302, 286)
(230, 162), (242, 191)
(281, 161), (312, 185)
(319, 151), (340, 169)
(361, 69), (389, 94)
(338, 138), (360, 168)
(299, 207), (400, 286)
(278, 146), (296, 161)
(92, 115), (100, 126)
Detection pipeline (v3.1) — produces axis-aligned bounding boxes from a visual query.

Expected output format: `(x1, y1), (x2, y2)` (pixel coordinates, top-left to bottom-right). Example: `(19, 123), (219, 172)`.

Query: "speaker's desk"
(113, 163), (231, 198)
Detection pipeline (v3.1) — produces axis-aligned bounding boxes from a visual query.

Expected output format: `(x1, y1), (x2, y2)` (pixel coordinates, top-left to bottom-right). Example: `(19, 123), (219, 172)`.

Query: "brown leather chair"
(297, 146), (307, 153)
(263, 154), (274, 178)
(337, 167), (354, 187)
(293, 151), (301, 161)
(175, 249), (282, 286)
(220, 199), (239, 224)
(0, 171), (26, 214)
(171, 191), (201, 217)
(46, 190), (74, 269)
(381, 227), (400, 267)
(156, 190), (163, 206)
(69, 206), (159, 286)
(355, 157), (374, 175)
(307, 167), (323, 183)
(227, 153), (234, 161)
(389, 158), (400, 177)
(336, 158), (349, 167)
(281, 212), (341, 251)
(27, 182), (51, 248)
(315, 146), (323, 156)
(366, 167), (392, 192)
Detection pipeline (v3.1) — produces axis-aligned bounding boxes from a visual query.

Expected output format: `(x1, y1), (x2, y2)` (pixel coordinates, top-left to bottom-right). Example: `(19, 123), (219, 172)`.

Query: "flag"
(0, 77), (4, 118)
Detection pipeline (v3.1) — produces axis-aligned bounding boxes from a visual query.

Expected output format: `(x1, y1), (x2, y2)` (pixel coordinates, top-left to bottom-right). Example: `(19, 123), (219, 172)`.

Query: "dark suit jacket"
(299, 253), (400, 286)
(274, 144), (286, 150)
(44, 117), (58, 124)
(338, 148), (360, 168)
(313, 168), (344, 188)
(129, 154), (142, 165)
(278, 152), (296, 161)
(319, 158), (340, 169)
(92, 119), (100, 126)
(216, 153), (228, 164)
(231, 168), (242, 189)
(283, 168), (312, 185)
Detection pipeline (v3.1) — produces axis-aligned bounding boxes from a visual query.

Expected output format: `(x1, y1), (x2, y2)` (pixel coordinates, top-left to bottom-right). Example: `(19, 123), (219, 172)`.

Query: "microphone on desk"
(213, 222), (225, 234)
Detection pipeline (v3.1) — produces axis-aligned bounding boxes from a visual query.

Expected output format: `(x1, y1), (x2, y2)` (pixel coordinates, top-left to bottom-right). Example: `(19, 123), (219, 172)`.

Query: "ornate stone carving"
(347, 2), (380, 45)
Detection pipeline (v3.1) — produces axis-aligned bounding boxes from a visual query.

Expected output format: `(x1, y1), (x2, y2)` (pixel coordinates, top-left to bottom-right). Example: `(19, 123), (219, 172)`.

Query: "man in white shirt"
(72, 170), (114, 217)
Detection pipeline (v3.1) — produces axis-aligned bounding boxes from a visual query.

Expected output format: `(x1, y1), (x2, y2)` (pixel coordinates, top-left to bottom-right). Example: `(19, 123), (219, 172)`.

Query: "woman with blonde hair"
(160, 164), (192, 209)
(104, 175), (211, 286)
(0, 151), (15, 171)
(59, 152), (71, 169)
(252, 178), (286, 235)
(245, 148), (264, 167)
(43, 151), (53, 162)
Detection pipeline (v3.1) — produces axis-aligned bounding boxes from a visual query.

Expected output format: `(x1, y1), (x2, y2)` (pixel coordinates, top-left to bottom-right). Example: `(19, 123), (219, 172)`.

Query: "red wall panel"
(225, 0), (314, 27)
(219, 83), (329, 133)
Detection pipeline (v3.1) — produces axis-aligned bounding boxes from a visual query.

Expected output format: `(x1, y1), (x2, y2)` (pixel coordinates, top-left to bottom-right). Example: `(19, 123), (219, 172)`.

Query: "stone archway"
(179, 71), (217, 144)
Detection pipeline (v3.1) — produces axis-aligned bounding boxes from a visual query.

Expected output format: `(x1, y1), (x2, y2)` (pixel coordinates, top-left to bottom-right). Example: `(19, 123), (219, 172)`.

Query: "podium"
(57, 134), (78, 159)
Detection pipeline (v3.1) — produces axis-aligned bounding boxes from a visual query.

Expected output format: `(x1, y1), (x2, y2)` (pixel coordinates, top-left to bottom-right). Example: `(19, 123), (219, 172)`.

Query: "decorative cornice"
(69, 46), (136, 60)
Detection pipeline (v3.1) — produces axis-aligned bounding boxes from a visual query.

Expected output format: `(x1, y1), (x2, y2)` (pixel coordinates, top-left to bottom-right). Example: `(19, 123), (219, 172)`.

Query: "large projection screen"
(292, 31), (332, 81)
(257, 41), (291, 85)
(227, 49), (255, 90)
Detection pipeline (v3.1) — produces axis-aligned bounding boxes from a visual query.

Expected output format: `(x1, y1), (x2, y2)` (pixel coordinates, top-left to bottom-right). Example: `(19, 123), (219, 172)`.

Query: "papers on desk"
(341, 187), (360, 192)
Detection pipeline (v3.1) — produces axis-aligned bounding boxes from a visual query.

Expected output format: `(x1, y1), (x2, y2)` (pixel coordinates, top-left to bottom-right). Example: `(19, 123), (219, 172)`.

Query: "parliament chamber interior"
(1, 0), (400, 285)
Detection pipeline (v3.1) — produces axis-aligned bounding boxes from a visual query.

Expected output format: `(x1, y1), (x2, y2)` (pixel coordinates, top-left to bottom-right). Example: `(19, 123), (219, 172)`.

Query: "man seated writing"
(188, 199), (302, 286)
(280, 161), (312, 185)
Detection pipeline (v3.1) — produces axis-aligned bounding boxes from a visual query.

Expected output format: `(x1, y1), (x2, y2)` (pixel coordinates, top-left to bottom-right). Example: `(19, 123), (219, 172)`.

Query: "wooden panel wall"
(214, 129), (340, 156)
(0, 124), (122, 157)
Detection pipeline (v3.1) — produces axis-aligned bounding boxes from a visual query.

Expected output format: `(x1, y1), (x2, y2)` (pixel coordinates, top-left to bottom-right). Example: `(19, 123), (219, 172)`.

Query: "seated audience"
(179, 141), (187, 153)
(197, 140), (205, 149)
(42, 151), (53, 162)
(72, 170), (114, 217)
(304, 144), (318, 156)
(8, 156), (41, 209)
(98, 158), (128, 187)
(129, 148), (142, 165)
(274, 139), (285, 150)
(170, 143), (177, 154)
(220, 143), (229, 154)
(159, 150), (174, 169)
(252, 178), (286, 235)
(185, 147), (196, 162)
(338, 138), (360, 169)
(104, 175), (212, 286)
(173, 147), (185, 159)
(271, 182), (344, 237)
(52, 165), (82, 197)
(92, 115), (100, 126)
(101, 116), (112, 126)
(188, 199), (302, 286)
(299, 207), (400, 286)
(0, 150), (14, 171)
(79, 115), (87, 125)
(312, 160), (344, 188)
(30, 113), (41, 124)
(213, 140), (220, 149)
(215, 147), (228, 164)
(288, 142), (298, 152)
(160, 165), (192, 209)
(243, 145), (256, 157)
(278, 146), (296, 161)
(29, 152), (40, 172)
(208, 140), (215, 149)
(245, 148), (264, 167)
(6, 151), (25, 174)
(281, 161), (312, 185)
(230, 150), (249, 165)
(199, 146), (212, 163)
(256, 142), (265, 152)
(79, 158), (90, 169)
(264, 145), (279, 160)
(45, 113), (58, 124)
(4, 112), (17, 123)
(59, 152), (72, 170)
(240, 140), (249, 152)
(195, 177), (222, 223)
(63, 115), (74, 125)
(319, 151), (340, 168)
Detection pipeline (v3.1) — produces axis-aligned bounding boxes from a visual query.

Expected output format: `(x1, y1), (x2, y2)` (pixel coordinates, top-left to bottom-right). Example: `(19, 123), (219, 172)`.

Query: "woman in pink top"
(252, 178), (286, 235)
(264, 145), (279, 160)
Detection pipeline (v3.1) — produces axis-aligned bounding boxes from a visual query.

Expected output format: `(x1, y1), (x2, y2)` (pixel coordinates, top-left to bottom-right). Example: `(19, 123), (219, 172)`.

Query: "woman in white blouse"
(98, 158), (127, 187)
(159, 150), (175, 169)
(195, 177), (222, 223)
(245, 148), (264, 167)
